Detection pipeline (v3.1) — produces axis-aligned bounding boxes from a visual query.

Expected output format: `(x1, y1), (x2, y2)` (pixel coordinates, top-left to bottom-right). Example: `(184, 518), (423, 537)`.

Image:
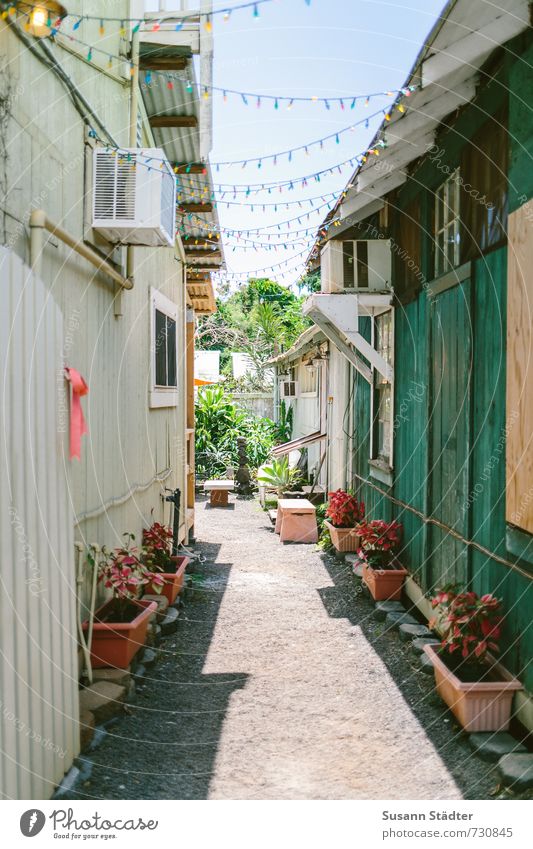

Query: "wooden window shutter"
(393, 195), (421, 302)
(460, 107), (508, 262)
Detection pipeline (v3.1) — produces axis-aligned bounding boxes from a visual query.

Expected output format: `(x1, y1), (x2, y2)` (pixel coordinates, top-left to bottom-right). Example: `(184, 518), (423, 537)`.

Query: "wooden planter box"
(423, 645), (523, 732)
(324, 520), (361, 553)
(362, 560), (407, 601)
(85, 599), (157, 669)
(146, 555), (189, 605)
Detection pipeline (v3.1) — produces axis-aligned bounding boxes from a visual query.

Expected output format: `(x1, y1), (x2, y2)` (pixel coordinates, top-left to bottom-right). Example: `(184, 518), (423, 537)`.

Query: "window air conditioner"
(92, 147), (176, 247)
(320, 239), (391, 293)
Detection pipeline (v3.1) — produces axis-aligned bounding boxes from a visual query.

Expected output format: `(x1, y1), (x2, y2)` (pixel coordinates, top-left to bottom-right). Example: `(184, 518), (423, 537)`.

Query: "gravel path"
(76, 496), (497, 800)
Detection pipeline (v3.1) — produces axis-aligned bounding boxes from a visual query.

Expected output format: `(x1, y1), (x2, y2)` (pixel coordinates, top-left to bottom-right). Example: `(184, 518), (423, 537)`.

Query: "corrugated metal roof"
(139, 20), (223, 313)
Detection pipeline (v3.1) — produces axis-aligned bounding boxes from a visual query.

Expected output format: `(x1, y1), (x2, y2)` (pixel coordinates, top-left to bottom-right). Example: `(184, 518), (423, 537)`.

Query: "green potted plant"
(142, 521), (189, 604)
(424, 588), (522, 731)
(358, 519), (407, 600)
(257, 456), (302, 498)
(85, 535), (162, 669)
(323, 489), (365, 552)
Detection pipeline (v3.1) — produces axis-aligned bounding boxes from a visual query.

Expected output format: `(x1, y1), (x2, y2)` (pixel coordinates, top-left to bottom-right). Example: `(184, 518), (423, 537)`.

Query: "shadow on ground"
(73, 540), (248, 800)
(316, 551), (499, 800)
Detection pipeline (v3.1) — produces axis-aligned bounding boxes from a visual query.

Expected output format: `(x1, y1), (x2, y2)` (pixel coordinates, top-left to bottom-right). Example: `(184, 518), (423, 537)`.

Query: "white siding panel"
(0, 248), (78, 800)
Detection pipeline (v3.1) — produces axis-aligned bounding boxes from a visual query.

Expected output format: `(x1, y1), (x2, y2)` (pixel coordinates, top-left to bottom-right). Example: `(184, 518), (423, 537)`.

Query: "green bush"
(195, 386), (275, 480)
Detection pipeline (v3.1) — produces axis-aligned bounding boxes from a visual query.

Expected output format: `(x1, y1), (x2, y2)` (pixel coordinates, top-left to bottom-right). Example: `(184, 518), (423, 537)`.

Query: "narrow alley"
(75, 497), (495, 801)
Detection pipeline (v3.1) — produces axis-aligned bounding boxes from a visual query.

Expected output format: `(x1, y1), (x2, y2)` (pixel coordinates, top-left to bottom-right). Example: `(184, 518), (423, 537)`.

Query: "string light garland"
(142, 70), (413, 111)
(12, 0), (282, 28)
(12, 10), (416, 116)
(88, 111), (396, 201)
(7, 1), (414, 285)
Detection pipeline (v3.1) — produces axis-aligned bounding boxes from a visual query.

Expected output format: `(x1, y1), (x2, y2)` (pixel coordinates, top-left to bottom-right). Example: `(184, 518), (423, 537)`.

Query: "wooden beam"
(178, 202), (213, 213)
(183, 243), (219, 252)
(186, 318), (195, 431)
(185, 251), (222, 261)
(183, 238), (219, 248)
(150, 114), (197, 128)
(140, 57), (188, 71)
(173, 163), (207, 174)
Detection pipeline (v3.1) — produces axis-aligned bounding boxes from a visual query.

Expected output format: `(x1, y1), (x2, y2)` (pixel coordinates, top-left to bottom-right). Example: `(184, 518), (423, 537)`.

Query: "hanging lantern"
(25, 2), (67, 37)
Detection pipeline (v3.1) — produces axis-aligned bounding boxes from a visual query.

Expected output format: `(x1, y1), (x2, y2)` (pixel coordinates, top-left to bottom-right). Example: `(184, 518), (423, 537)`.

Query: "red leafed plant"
(325, 490), (365, 528)
(430, 586), (503, 666)
(99, 533), (163, 620)
(142, 522), (174, 572)
(357, 519), (402, 568)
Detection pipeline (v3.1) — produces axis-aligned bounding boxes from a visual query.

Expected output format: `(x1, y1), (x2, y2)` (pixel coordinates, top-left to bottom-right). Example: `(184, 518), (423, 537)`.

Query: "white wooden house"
(0, 1), (220, 799)
(268, 326), (352, 494)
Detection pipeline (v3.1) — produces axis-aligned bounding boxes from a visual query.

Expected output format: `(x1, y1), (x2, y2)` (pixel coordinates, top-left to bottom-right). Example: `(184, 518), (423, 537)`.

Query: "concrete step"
(160, 606), (180, 635)
(399, 623), (433, 642)
(373, 601), (405, 622)
(385, 611), (418, 630)
(469, 732), (527, 763)
(411, 637), (441, 655)
(498, 753), (533, 790)
(78, 681), (126, 725)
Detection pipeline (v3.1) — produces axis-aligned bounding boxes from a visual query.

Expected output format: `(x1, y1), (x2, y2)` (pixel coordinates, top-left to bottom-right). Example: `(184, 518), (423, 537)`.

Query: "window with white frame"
(434, 169), (461, 277)
(299, 362), (318, 396)
(372, 311), (393, 465)
(150, 287), (179, 408)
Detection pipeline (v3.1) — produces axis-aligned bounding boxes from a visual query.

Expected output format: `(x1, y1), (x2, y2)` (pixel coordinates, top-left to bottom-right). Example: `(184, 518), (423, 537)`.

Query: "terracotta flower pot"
(85, 598), (157, 669)
(423, 644), (523, 732)
(362, 559), (407, 601)
(324, 520), (361, 553)
(146, 555), (189, 605)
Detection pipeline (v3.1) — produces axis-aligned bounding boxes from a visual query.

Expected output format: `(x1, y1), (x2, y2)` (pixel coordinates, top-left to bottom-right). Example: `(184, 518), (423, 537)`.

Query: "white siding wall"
(0, 249), (79, 800)
(2, 3), (188, 596)
(0, 2), (189, 796)
(284, 364), (322, 479)
(326, 347), (350, 491)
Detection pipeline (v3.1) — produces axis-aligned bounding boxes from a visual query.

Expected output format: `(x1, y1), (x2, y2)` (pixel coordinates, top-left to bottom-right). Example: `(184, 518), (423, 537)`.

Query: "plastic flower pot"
(362, 559), (408, 601)
(85, 598), (157, 669)
(324, 520), (361, 553)
(423, 644), (523, 732)
(146, 555), (189, 604)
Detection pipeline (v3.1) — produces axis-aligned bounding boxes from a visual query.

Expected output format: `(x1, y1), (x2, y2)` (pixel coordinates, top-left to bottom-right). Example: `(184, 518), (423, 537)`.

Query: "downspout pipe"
(124, 28), (141, 298)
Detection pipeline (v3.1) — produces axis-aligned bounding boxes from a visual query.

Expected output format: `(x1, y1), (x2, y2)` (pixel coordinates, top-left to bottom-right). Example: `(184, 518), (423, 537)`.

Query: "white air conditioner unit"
(280, 380), (298, 399)
(92, 147), (176, 247)
(320, 239), (391, 293)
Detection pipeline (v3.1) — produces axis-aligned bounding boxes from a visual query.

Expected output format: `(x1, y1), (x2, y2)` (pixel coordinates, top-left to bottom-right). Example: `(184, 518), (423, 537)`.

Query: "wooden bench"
(274, 498), (318, 543)
(204, 479), (234, 507)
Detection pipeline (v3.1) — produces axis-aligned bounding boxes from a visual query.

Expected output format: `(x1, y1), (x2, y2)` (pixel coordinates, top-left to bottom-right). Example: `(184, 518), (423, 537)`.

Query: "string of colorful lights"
(46, 22), (415, 117)
(4, 1), (392, 285)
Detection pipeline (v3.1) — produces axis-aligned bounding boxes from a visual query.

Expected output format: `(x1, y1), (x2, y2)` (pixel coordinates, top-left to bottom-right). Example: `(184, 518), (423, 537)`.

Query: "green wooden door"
(428, 282), (472, 591)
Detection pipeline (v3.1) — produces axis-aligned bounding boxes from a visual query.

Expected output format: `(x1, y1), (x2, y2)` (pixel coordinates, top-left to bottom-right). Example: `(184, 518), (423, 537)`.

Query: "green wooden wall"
(351, 36), (533, 690)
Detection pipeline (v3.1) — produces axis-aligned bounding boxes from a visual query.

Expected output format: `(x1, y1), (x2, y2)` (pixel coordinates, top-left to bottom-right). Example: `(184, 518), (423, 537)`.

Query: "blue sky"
(157, 0), (448, 286)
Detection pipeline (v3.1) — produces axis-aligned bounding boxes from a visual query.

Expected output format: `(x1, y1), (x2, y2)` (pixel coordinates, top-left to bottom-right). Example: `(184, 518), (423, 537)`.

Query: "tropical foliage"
(325, 490), (365, 528)
(99, 533), (163, 620)
(197, 277), (311, 389)
(430, 587), (503, 664)
(195, 385), (276, 479)
(357, 519), (403, 568)
(142, 522), (174, 572)
(257, 456), (302, 495)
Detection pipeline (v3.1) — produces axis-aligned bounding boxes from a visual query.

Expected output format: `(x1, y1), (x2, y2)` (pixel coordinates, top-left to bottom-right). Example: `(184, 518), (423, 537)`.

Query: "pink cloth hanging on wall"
(64, 367), (88, 460)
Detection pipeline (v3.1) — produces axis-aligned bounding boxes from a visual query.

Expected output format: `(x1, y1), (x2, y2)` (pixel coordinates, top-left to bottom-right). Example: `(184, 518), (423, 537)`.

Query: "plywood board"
(506, 204), (533, 533)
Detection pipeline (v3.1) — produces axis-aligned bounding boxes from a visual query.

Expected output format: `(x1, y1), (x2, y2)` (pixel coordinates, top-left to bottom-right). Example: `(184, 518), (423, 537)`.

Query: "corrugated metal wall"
(0, 248), (79, 799)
